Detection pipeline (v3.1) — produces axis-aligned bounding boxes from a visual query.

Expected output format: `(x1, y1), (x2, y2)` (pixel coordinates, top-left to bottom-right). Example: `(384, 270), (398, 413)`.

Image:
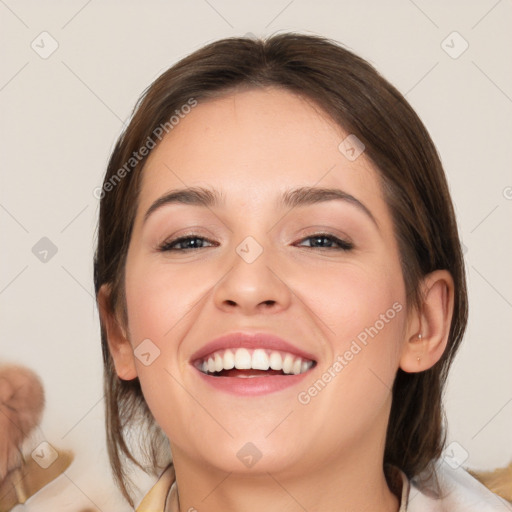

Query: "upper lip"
(189, 331), (317, 364)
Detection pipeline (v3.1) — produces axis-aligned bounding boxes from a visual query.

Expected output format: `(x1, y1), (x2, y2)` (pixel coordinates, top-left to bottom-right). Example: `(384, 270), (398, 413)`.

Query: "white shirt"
(135, 460), (512, 511)
(398, 460), (512, 511)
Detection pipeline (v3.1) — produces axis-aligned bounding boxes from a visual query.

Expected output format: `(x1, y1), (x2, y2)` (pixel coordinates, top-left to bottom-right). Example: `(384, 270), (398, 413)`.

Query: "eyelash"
(158, 233), (354, 252)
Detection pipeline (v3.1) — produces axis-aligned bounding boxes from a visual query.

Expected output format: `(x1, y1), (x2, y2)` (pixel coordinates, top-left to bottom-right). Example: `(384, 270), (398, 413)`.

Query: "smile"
(194, 348), (316, 377)
(190, 332), (318, 395)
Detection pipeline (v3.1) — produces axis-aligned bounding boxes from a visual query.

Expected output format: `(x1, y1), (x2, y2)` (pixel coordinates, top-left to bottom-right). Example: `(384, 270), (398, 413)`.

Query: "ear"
(400, 270), (455, 373)
(97, 284), (138, 380)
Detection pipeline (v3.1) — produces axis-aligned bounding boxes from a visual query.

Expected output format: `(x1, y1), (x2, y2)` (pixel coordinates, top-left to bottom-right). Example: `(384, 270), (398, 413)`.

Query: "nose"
(213, 238), (292, 315)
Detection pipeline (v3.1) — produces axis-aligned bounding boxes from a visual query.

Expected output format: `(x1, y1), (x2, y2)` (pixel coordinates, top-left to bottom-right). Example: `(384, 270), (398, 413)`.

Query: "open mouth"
(193, 348), (316, 378)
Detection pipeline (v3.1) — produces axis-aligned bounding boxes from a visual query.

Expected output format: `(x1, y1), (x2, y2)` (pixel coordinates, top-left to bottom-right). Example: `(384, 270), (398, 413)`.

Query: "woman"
(94, 33), (510, 511)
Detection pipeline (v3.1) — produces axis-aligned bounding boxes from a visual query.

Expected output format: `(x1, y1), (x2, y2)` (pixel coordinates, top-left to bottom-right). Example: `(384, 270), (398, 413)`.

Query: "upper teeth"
(198, 348), (314, 376)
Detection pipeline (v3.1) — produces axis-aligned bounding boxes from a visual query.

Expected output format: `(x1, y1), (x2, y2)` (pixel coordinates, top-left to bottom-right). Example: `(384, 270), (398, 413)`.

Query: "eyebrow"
(143, 187), (223, 224)
(143, 185), (378, 228)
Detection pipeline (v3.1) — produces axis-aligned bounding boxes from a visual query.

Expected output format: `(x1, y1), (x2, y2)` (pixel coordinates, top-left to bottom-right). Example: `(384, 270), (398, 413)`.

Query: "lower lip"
(193, 367), (311, 396)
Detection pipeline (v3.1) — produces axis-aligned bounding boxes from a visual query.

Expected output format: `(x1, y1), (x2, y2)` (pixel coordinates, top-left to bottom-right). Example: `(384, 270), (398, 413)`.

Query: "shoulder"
(405, 459), (512, 511)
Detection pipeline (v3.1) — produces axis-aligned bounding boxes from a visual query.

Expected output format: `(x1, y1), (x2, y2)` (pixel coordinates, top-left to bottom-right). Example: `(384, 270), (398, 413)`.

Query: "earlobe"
(97, 284), (138, 380)
(400, 270), (455, 373)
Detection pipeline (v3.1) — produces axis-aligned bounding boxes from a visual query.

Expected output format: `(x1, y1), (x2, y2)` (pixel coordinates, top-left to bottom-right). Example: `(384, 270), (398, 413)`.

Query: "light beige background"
(1, 0), (511, 509)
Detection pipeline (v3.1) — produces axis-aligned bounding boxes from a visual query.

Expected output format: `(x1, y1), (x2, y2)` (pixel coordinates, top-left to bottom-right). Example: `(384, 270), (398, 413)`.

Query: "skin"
(99, 87), (454, 512)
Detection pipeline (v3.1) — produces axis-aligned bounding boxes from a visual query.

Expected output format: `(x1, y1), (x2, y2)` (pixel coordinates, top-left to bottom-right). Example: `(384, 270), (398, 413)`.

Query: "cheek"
(298, 261), (406, 410)
(306, 261), (405, 348)
(122, 258), (205, 432)
(124, 258), (205, 344)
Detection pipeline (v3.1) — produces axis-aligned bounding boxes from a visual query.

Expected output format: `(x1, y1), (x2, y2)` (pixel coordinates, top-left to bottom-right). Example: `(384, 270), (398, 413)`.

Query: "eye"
(158, 235), (217, 251)
(157, 233), (352, 252)
(296, 233), (353, 251)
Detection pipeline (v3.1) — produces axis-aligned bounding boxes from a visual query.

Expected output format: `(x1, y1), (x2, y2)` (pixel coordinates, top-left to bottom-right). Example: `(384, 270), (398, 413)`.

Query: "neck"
(169, 447), (400, 512)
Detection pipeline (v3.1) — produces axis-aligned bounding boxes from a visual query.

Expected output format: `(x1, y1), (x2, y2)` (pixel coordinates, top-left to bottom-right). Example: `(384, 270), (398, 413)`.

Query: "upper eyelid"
(161, 231), (348, 242)
(159, 223), (352, 240)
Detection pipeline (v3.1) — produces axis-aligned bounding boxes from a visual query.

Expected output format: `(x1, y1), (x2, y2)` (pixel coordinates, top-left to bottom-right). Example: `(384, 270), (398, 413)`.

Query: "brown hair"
(94, 32), (468, 506)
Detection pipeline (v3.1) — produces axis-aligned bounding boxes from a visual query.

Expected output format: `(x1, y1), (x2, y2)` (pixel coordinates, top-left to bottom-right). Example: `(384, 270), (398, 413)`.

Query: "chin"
(178, 431), (305, 476)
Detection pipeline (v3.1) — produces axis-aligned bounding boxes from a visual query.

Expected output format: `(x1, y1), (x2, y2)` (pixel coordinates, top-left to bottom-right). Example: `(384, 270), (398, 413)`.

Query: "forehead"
(139, 87), (386, 218)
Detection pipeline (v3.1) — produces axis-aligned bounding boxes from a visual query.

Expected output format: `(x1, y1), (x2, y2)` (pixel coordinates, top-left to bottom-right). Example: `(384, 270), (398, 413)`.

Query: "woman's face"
(118, 87), (411, 475)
